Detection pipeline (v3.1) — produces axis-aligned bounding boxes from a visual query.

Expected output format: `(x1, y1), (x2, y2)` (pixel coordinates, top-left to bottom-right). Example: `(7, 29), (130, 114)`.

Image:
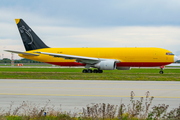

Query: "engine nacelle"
(94, 61), (116, 70)
(116, 67), (131, 70)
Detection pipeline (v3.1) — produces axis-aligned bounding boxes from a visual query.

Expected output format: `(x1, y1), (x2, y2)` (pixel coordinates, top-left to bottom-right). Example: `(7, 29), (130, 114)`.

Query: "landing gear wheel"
(159, 71), (164, 74)
(87, 69), (92, 73)
(98, 69), (103, 73)
(159, 68), (164, 74)
(93, 69), (98, 73)
(82, 69), (88, 73)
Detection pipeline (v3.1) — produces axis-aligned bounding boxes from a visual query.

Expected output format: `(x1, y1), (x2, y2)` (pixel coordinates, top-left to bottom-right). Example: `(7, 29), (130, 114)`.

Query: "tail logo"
(16, 19), (49, 51)
(19, 26), (33, 45)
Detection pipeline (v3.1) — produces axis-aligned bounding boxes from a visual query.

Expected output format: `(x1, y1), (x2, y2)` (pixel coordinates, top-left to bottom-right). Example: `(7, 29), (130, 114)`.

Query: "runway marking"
(0, 93), (180, 98)
(0, 81), (180, 86)
(0, 86), (180, 91)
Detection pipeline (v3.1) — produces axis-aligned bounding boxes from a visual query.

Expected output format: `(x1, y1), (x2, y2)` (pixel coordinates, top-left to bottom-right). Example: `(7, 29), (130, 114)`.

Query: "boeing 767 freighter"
(5, 19), (178, 73)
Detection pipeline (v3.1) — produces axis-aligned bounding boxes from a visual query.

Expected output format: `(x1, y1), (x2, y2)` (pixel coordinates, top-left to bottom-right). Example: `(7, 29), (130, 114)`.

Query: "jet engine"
(94, 61), (116, 70)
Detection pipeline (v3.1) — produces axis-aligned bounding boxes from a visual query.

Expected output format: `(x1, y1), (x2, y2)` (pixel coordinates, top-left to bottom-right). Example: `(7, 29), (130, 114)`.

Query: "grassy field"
(0, 68), (180, 80)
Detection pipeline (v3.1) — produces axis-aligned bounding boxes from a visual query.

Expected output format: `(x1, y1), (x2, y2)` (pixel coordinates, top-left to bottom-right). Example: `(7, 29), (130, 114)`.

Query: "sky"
(0, 0), (180, 59)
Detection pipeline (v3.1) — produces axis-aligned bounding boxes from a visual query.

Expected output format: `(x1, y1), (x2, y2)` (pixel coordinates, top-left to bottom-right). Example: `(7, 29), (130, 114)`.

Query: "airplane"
(5, 19), (178, 74)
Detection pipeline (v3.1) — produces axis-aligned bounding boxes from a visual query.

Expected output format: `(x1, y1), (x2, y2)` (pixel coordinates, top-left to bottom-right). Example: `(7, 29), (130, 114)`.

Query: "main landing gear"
(82, 69), (103, 73)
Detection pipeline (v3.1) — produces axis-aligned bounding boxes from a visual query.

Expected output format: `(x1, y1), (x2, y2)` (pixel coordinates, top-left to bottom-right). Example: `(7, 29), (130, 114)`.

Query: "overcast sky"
(0, 0), (180, 59)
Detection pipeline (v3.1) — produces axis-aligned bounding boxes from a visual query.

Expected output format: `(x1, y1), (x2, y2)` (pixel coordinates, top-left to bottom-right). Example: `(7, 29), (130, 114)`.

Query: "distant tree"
(0, 58), (42, 63)
(176, 60), (180, 63)
(1, 58), (11, 63)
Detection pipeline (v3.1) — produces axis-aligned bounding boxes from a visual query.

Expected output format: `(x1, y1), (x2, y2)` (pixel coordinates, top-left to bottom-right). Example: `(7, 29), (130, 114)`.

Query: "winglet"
(15, 19), (20, 24)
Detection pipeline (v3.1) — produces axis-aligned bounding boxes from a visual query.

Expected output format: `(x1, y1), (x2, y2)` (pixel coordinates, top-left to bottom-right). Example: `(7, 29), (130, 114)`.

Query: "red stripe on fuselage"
(47, 62), (172, 67)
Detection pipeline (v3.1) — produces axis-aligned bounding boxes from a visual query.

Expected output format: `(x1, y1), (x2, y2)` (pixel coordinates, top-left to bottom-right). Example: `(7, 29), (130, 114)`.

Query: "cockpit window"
(166, 52), (174, 55)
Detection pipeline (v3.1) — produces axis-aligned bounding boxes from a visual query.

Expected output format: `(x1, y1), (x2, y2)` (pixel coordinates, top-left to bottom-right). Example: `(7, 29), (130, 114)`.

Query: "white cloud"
(178, 55), (180, 60)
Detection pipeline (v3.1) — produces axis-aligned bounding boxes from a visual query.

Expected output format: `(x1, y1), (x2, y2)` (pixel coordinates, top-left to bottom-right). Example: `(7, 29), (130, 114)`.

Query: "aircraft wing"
(36, 52), (120, 64)
(5, 50), (39, 56)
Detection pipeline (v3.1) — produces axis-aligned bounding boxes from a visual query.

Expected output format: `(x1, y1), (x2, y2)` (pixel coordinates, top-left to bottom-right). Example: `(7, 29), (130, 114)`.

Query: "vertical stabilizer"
(15, 19), (49, 51)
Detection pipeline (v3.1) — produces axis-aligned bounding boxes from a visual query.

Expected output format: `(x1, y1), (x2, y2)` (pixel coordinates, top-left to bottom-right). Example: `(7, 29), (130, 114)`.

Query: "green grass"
(0, 68), (180, 80)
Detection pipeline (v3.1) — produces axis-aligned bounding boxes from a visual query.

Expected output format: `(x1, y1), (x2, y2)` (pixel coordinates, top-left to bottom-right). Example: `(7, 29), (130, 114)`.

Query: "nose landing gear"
(159, 66), (165, 74)
(159, 69), (164, 74)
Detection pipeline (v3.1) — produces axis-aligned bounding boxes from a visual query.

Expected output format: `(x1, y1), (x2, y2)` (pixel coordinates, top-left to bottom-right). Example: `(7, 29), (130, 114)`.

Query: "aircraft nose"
(174, 55), (178, 62)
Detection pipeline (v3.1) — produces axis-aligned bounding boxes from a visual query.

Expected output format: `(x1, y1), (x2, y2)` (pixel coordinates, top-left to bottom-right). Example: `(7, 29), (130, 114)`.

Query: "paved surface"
(0, 79), (180, 112)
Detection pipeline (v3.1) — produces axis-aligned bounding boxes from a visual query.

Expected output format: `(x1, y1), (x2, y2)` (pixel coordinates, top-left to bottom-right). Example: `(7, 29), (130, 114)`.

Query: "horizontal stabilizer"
(5, 50), (39, 56)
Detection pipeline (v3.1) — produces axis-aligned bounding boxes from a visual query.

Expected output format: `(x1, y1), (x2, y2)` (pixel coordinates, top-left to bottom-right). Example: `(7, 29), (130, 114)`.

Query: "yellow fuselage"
(19, 47), (174, 67)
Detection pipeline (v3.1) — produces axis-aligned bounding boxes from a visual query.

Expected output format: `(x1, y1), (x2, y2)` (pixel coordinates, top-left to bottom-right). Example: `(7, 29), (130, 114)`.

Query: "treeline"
(0, 58), (42, 63)
(177, 60), (180, 63)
